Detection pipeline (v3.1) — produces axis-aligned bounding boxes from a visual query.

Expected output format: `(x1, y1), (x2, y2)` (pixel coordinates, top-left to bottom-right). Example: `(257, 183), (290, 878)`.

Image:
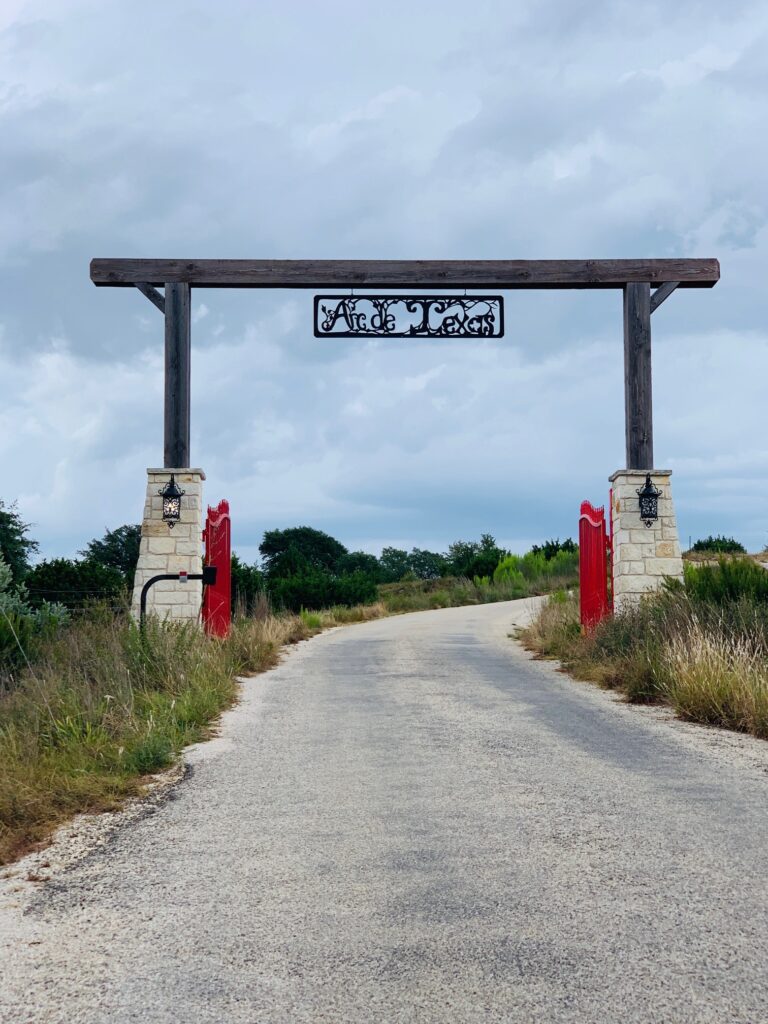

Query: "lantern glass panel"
(158, 474), (185, 530)
(163, 496), (181, 522)
(637, 474), (661, 528)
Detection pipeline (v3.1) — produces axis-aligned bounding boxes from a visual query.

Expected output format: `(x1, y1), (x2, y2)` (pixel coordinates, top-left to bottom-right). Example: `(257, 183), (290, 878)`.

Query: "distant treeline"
(232, 527), (579, 613)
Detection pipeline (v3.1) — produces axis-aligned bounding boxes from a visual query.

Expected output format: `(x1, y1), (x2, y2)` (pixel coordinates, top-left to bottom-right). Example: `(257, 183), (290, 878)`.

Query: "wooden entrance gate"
(90, 258), (719, 474)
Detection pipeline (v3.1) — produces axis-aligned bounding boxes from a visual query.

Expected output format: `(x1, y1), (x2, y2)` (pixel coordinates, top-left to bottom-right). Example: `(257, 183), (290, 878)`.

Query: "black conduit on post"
(139, 566), (218, 629)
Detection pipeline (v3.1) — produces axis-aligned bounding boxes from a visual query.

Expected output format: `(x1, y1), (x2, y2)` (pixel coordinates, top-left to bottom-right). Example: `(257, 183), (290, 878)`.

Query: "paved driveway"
(1, 599), (767, 1022)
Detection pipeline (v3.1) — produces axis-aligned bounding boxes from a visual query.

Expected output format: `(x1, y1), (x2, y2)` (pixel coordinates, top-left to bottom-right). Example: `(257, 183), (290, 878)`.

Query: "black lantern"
(636, 473), (661, 528)
(159, 474), (185, 529)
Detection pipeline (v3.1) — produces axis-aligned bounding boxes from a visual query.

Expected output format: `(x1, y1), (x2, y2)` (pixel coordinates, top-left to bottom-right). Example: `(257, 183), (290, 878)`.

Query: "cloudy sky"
(1, 0), (766, 562)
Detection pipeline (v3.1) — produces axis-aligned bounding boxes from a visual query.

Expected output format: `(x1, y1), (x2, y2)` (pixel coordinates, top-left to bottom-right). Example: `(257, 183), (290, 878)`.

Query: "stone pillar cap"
(147, 467), (206, 479)
(609, 468), (673, 482)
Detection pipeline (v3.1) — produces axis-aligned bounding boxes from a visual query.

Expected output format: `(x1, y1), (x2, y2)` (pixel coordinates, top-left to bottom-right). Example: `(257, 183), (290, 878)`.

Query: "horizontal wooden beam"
(91, 258), (720, 290)
(136, 282), (165, 314)
(650, 280), (680, 314)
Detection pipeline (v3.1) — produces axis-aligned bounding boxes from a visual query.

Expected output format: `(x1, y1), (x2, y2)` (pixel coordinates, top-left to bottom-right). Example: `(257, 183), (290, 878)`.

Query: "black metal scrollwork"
(314, 295), (504, 338)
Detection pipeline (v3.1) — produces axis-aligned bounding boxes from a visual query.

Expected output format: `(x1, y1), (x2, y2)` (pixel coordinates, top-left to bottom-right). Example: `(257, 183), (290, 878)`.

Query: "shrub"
(300, 610), (323, 629)
(0, 554), (69, 673)
(531, 538), (577, 560)
(683, 559), (768, 605)
(523, 581), (768, 738)
(446, 534), (507, 579)
(230, 554), (265, 616)
(25, 558), (126, 612)
(493, 549), (578, 593)
(690, 535), (746, 554)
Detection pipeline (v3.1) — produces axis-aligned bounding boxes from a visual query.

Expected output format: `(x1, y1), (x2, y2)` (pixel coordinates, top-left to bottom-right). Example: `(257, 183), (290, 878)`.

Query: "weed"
(523, 570), (768, 740)
(0, 599), (385, 865)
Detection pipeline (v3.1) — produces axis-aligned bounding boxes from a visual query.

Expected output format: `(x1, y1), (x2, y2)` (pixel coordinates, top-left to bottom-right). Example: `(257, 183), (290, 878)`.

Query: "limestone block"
(647, 557), (684, 578)
(655, 541), (680, 559)
(613, 575), (657, 596)
(617, 560), (646, 575)
(618, 543), (645, 561)
(142, 521), (171, 538)
(628, 575), (659, 594)
(630, 529), (656, 544)
(167, 555), (201, 573)
(175, 540), (203, 557)
(147, 537), (176, 555)
(152, 590), (196, 606)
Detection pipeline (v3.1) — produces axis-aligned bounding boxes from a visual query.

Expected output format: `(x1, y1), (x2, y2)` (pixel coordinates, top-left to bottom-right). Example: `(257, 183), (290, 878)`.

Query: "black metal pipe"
(139, 566), (218, 628)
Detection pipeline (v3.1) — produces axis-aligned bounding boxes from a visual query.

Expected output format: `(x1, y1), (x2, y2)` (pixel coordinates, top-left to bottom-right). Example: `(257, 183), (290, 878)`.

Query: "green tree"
(269, 565), (336, 612)
(0, 500), (38, 583)
(231, 554), (265, 615)
(379, 547), (410, 583)
(337, 551), (382, 579)
(80, 524), (141, 582)
(260, 526), (348, 578)
(531, 538), (577, 560)
(447, 534), (506, 579)
(407, 548), (447, 580)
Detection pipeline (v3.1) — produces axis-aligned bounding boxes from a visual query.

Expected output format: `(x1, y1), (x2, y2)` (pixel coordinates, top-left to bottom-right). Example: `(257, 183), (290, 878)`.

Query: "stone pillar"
(609, 469), (683, 611)
(131, 468), (206, 624)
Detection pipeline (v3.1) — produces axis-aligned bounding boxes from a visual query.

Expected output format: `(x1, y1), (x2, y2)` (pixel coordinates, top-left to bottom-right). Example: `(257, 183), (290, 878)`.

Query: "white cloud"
(1, 0), (767, 558)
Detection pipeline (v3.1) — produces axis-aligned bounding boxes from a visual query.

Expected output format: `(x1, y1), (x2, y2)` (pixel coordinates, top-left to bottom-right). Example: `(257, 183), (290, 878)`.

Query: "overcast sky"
(1, 0), (766, 562)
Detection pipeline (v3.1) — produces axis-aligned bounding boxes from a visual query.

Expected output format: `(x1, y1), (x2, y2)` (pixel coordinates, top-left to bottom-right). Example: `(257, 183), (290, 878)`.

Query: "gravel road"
(1, 599), (767, 1023)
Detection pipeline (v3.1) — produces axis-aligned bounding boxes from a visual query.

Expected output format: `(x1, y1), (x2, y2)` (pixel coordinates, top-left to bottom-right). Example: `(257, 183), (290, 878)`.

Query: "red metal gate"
(202, 499), (231, 638)
(579, 500), (611, 631)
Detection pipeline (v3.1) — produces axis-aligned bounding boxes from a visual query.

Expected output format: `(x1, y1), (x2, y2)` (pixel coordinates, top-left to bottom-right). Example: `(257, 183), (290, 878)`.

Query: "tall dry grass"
(663, 623), (768, 736)
(0, 599), (385, 864)
(523, 584), (768, 741)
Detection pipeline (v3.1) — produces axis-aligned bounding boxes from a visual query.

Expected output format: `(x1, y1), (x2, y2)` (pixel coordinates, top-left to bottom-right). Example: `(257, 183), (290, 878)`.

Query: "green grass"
(523, 563), (768, 739)
(378, 562), (578, 615)
(0, 600), (386, 865)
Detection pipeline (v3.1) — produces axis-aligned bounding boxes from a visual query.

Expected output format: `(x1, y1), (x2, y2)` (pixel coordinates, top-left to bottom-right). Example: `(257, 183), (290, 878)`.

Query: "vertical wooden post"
(164, 282), (191, 468)
(623, 281), (653, 469)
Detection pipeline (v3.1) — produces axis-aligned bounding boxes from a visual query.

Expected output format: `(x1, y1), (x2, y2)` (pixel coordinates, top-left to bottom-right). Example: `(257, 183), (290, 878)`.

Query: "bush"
(493, 549), (578, 592)
(683, 559), (768, 605)
(0, 596), (387, 863)
(523, 577), (768, 736)
(230, 554), (265, 616)
(531, 538), (577, 560)
(25, 558), (126, 612)
(446, 534), (507, 579)
(0, 554), (69, 673)
(690, 535), (746, 554)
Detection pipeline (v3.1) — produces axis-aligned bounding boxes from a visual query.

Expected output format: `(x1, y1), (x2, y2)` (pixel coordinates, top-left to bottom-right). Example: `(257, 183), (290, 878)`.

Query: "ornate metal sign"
(314, 295), (504, 338)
